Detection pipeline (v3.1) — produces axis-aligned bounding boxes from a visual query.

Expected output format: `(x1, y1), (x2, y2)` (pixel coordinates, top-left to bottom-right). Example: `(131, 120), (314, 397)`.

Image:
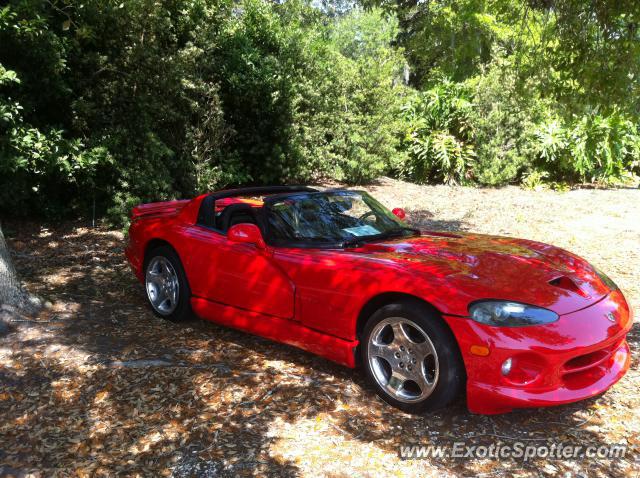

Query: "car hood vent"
(549, 275), (589, 298)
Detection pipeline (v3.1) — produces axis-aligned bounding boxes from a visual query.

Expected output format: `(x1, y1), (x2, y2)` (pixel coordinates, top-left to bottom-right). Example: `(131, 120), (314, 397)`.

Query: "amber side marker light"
(470, 345), (490, 357)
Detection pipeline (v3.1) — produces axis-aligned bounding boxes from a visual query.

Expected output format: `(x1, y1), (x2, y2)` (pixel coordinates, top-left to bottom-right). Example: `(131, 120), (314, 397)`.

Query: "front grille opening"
(562, 365), (608, 390)
(561, 339), (625, 389)
(564, 349), (609, 372)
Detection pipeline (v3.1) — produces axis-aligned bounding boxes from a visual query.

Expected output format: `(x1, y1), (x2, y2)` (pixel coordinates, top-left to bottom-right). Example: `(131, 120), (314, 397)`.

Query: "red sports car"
(125, 186), (632, 414)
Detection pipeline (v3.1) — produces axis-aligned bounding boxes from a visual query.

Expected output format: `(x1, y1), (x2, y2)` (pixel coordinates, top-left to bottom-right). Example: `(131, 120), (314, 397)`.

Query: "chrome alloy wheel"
(367, 317), (439, 403)
(145, 256), (179, 315)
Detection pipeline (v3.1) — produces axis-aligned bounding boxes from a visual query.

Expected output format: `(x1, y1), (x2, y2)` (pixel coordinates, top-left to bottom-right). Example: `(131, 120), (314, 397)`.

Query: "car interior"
(215, 203), (261, 232)
(196, 186), (318, 235)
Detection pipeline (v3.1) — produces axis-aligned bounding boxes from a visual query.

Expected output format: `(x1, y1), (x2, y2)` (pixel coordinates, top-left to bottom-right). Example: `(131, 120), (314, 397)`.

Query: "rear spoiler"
(130, 199), (191, 222)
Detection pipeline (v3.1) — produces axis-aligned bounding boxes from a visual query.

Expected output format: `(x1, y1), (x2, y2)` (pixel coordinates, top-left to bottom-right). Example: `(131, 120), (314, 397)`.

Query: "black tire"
(360, 299), (465, 414)
(143, 245), (192, 322)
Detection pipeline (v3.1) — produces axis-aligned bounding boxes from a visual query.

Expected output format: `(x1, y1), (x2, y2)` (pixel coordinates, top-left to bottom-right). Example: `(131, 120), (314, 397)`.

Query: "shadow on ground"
(406, 208), (467, 232)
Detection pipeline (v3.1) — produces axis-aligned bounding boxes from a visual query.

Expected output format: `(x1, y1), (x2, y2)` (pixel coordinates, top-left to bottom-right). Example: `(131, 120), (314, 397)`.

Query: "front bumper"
(444, 290), (633, 414)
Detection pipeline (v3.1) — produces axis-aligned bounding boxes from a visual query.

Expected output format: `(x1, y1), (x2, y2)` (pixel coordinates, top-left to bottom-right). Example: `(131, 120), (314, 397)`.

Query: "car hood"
(347, 231), (610, 315)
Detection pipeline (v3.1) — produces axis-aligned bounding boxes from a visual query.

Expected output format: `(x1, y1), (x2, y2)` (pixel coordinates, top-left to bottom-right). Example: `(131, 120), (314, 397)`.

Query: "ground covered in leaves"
(1, 179), (638, 477)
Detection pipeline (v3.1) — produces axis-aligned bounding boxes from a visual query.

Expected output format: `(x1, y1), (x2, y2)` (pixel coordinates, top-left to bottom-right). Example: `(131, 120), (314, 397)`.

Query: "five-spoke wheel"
(146, 256), (180, 315)
(144, 245), (191, 322)
(361, 299), (464, 414)
(367, 317), (439, 402)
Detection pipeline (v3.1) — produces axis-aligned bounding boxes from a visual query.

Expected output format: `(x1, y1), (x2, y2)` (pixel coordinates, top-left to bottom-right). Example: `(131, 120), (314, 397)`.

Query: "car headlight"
(592, 266), (619, 291)
(468, 301), (559, 327)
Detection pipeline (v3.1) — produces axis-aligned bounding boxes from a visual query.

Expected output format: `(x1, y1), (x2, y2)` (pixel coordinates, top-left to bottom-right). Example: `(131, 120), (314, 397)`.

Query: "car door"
(272, 247), (384, 340)
(182, 224), (295, 319)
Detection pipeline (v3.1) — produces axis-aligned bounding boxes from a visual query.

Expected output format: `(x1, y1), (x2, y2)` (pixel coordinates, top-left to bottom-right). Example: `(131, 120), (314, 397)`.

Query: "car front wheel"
(361, 299), (465, 414)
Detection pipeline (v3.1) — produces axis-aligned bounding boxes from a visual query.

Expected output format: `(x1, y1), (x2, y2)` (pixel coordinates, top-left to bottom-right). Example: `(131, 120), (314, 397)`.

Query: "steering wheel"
(358, 211), (376, 222)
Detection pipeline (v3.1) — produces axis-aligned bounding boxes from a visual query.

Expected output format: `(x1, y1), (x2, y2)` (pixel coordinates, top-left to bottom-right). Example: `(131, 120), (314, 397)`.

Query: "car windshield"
(265, 190), (418, 247)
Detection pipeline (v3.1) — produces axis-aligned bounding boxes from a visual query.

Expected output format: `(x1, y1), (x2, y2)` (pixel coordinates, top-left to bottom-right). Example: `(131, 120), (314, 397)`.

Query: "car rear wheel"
(144, 245), (191, 322)
(361, 299), (464, 414)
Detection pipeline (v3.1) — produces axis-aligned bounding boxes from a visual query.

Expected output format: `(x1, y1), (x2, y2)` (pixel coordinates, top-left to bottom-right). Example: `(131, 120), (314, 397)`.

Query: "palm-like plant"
(536, 110), (640, 183)
(401, 80), (475, 184)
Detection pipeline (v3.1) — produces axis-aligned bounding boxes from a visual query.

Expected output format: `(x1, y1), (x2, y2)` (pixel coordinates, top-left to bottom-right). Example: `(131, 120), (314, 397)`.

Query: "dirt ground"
(1, 178), (638, 477)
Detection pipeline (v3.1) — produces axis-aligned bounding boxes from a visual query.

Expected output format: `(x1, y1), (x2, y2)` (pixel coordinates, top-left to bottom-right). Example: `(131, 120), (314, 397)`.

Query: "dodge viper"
(125, 186), (632, 414)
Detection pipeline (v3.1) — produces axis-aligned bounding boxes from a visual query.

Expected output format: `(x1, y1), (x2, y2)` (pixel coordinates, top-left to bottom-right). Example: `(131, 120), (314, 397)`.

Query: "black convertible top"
(211, 185), (317, 199)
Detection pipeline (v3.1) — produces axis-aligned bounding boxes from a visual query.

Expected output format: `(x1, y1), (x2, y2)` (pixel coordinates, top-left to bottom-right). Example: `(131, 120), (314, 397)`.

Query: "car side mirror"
(392, 207), (406, 221)
(227, 223), (266, 249)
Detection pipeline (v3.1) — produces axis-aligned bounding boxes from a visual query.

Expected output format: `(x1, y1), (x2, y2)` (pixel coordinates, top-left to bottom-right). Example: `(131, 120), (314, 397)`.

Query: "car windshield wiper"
(378, 226), (421, 239)
(340, 237), (366, 248)
(340, 227), (420, 248)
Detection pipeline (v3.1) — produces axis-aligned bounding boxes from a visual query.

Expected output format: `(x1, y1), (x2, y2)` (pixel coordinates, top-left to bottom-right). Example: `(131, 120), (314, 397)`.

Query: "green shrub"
(534, 110), (640, 183)
(400, 81), (475, 184)
(226, 3), (409, 184)
(1, 63), (113, 217)
(1, 0), (237, 223)
(466, 56), (545, 186)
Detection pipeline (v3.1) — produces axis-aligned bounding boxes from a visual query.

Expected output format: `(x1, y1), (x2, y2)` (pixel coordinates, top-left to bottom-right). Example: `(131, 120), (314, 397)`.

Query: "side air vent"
(549, 276), (589, 298)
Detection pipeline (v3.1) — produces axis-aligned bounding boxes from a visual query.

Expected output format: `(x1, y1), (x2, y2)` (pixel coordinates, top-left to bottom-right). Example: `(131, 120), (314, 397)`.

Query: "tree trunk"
(0, 222), (39, 312)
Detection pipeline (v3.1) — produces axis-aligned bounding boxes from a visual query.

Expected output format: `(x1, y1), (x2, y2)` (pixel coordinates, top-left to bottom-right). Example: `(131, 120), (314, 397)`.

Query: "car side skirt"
(191, 297), (359, 368)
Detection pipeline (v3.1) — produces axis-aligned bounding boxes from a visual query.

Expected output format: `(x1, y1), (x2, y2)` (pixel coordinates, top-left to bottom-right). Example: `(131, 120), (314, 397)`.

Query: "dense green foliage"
(369, 0), (640, 185)
(1, 0), (639, 223)
(400, 81), (475, 184)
